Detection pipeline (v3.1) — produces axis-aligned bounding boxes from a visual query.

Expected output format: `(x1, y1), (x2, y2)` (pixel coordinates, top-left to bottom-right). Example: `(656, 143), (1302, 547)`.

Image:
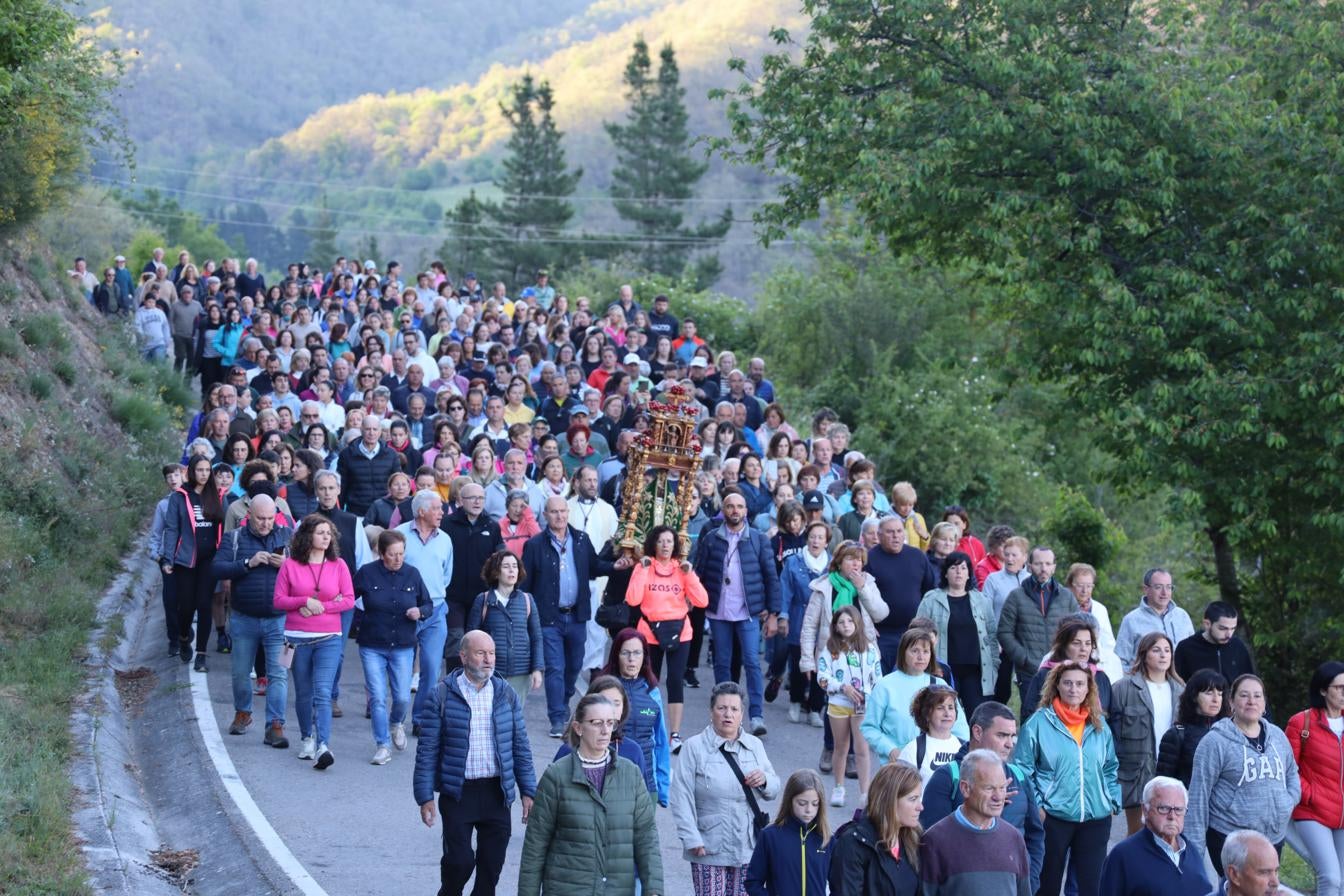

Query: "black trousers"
(1205, 827), (1284, 878)
(647, 639), (689, 704)
(439, 778), (510, 896)
(173, 559), (216, 653)
(1040, 814), (1109, 896)
(159, 566), (177, 645)
(951, 663), (986, 715)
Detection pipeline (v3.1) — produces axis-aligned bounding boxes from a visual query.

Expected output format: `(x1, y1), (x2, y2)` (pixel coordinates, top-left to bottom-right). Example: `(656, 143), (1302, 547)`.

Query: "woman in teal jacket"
(213, 306), (244, 367)
(1014, 659), (1120, 896)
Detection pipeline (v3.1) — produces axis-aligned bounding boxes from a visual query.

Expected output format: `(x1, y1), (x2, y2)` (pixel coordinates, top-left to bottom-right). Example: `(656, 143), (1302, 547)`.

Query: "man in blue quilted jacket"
(414, 631), (536, 896)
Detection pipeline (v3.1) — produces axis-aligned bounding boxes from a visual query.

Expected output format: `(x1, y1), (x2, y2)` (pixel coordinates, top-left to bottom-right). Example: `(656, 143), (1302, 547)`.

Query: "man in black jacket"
(522, 496), (633, 737)
(1173, 601), (1256, 684)
(441, 482), (504, 675)
(209, 495), (293, 747)
(336, 415), (401, 516)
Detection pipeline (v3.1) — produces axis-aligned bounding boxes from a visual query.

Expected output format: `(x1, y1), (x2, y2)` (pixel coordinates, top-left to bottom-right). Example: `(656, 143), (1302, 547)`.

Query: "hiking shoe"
(180, 641), (193, 663)
(671, 732), (683, 755)
(264, 722), (289, 749)
(297, 736), (317, 760)
(193, 654), (207, 673)
(169, 640), (179, 658)
(391, 724), (407, 751)
(371, 746), (392, 766)
(808, 711), (825, 728)
(217, 632), (232, 654)
(830, 786), (846, 807)
(683, 669), (700, 688)
(228, 712), (252, 735)
(846, 755), (859, 779)
(314, 744), (334, 770)
(330, 701), (343, 718)
(750, 716), (767, 736)
(254, 677), (268, 696)
(819, 748), (834, 773)
(764, 676), (782, 703)
(788, 704), (802, 724)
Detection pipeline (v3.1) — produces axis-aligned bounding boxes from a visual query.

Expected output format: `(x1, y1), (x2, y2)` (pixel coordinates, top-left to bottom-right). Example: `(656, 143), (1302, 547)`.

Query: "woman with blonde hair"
(1013, 659), (1121, 896)
(828, 761), (923, 895)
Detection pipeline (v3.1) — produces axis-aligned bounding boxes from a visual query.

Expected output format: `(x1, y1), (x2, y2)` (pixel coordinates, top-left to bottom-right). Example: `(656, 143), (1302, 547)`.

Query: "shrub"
(27, 373), (53, 401)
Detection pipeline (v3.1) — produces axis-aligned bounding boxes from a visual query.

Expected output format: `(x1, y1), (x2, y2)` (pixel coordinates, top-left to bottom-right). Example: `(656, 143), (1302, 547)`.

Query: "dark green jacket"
(518, 749), (663, 896)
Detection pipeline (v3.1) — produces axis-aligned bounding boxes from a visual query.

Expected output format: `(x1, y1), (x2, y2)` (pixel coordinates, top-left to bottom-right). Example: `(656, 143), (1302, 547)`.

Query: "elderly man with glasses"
(1099, 775), (1211, 896)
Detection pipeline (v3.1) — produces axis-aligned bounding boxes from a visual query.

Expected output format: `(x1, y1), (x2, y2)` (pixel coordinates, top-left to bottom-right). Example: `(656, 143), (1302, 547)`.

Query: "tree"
(0, 0), (120, 235)
(606, 38), (730, 281)
(114, 189), (238, 265)
(717, 0), (1344, 708)
(479, 75), (582, 286)
(304, 195), (340, 271)
(437, 189), (490, 281)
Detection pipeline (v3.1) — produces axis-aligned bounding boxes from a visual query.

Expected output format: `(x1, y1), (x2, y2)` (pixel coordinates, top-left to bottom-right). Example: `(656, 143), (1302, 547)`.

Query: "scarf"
(828, 571), (856, 610)
(1053, 697), (1090, 746)
(803, 549), (829, 575)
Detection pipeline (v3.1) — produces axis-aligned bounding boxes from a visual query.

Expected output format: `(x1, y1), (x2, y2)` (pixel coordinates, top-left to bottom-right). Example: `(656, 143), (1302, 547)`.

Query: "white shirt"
(898, 732), (964, 789)
(1146, 678), (1175, 757)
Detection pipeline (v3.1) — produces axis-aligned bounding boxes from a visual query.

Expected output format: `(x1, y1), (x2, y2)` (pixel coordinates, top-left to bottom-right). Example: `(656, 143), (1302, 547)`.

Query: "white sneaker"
(788, 704), (802, 724)
(297, 736), (317, 760)
(410, 673), (419, 693)
(808, 711), (825, 728)
(371, 746), (392, 766)
(830, 786), (846, 807)
(391, 723), (407, 751)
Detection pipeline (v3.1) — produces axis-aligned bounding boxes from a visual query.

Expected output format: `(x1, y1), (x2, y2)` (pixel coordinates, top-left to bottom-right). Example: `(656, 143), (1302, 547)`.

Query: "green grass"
(1282, 844), (1315, 893)
(0, 324), (180, 894)
(26, 373), (53, 401)
(0, 329), (21, 359)
(16, 312), (70, 352)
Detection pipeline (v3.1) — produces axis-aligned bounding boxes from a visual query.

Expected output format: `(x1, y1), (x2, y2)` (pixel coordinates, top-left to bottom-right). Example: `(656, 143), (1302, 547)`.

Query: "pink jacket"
(273, 557), (355, 634)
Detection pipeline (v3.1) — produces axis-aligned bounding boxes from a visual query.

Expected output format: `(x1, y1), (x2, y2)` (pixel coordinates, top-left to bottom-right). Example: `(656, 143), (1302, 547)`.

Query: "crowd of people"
(125, 248), (1331, 896)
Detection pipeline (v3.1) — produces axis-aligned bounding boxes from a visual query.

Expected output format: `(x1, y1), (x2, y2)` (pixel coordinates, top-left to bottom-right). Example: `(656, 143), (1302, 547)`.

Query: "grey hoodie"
(1186, 716), (1300, 855)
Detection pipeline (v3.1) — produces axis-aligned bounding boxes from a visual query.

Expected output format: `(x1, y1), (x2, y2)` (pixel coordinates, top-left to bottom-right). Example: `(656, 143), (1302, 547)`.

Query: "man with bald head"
(415, 629), (536, 896)
(442, 481), (503, 680)
(522, 495), (633, 737)
(211, 494), (294, 748)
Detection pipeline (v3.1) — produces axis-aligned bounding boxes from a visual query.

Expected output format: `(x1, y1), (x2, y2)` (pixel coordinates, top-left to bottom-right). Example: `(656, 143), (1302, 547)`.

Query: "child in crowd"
(744, 769), (832, 896)
(890, 480), (929, 550)
(816, 605), (880, 807)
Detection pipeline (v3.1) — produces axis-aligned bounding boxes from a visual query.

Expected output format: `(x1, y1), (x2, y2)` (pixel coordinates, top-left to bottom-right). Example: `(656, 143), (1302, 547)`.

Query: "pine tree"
(479, 75), (582, 287)
(305, 195), (339, 270)
(438, 189), (489, 282)
(606, 39), (730, 280)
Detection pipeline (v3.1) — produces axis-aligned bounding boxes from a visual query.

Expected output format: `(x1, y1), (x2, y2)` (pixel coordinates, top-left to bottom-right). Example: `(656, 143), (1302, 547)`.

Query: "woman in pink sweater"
(274, 514), (354, 769)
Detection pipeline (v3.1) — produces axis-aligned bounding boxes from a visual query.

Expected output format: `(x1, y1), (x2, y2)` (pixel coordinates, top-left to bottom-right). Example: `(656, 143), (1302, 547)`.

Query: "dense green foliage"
(0, 0), (118, 235)
(718, 0), (1344, 707)
(606, 38), (730, 281)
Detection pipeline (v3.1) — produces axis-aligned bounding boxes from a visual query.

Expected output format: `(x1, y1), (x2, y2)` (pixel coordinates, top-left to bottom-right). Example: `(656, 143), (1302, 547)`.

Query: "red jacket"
(1287, 707), (1344, 827)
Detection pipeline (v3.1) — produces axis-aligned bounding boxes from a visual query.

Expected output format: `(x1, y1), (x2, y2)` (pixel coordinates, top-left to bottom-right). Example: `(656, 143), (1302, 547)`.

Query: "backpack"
(915, 732), (968, 771)
(480, 592), (531, 622)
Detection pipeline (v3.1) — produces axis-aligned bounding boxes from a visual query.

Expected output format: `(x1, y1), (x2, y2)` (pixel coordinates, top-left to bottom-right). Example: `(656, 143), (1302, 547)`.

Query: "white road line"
(189, 672), (330, 896)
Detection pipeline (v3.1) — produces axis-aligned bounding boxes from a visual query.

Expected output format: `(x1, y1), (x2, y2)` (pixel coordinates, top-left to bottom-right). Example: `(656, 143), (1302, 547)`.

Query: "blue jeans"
(229, 612), (288, 724)
(411, 602), (448, 727)
(709, 617), (764, 718)
(542, 612), (586, 726)
(360, 645), (414, 746)
(142, 344), (167, 363)
(291, 635), (342, 744)
(330, 607), (355, 703)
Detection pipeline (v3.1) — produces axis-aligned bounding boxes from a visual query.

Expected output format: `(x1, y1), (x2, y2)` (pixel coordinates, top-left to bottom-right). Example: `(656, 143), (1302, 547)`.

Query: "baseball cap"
(689, 357), (708, 368)
(801, 490), (825, 511)
(363, 259), (377, 270)
(114, 254), (126, 262)
(465, 271), (477, 280)
(569, 406), (591, 418)
(623, 352), (641, 365)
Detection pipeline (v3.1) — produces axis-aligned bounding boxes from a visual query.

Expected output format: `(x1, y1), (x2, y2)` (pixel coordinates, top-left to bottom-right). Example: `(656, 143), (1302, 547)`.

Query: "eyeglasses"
(618, 650), (643, 660)
(582, 719), (617, 730)
(1150, 805), (1186, 816)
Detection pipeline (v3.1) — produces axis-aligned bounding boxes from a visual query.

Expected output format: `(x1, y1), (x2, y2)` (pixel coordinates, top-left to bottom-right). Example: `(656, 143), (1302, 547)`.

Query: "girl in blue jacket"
(745, 769), (831, 896)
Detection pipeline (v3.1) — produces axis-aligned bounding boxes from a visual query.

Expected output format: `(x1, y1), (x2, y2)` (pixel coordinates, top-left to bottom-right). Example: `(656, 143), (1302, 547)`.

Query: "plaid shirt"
(458, 675), (499, 779)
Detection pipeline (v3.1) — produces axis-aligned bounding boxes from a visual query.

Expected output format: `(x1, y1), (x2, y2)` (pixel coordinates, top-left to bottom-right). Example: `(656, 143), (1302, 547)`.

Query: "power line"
(111, 161), (775, 205)
(69, 199), (794, 247)
(89, 175), (755, 244)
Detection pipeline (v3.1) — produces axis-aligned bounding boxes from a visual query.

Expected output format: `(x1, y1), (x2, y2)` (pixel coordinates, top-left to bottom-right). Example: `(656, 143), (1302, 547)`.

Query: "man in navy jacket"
(1098, 776), (1210, 896)
(522, 495), (632, 737)
(692, 488), (781, 735)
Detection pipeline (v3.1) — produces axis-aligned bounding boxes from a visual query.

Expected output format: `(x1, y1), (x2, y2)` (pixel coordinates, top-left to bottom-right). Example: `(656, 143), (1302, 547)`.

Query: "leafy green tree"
(717, 0), (1344, 706)
(606, 38), (730, 280)
(114, 189), (237, 265)
(480, 75), (582, 286)
(0, 0), (120, 235)
(304, 196), (339, 270)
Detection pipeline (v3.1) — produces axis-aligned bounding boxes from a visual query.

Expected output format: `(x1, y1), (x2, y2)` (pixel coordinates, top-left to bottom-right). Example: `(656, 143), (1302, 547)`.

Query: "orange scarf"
(1053, 697), (1089, 746)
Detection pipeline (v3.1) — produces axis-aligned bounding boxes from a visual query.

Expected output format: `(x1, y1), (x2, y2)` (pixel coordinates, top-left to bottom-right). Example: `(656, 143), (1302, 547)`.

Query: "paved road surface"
(198, 633), (1134, 895)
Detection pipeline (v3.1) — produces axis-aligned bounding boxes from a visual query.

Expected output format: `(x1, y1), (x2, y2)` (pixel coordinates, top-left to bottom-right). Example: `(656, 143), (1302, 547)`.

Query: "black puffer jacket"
(336, 441), (402, 516)
(441, 508), (504, 608)
(209, 524), (294, 618)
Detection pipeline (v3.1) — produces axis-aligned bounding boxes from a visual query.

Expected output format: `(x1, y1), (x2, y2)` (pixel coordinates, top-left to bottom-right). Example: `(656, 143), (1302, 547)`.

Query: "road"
(197, 632), (1136, 895)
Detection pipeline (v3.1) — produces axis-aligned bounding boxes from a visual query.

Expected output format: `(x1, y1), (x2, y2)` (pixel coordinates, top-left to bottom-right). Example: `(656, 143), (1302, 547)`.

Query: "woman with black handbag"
(625, 525), (709, 750)
(671, 682), (781, 896)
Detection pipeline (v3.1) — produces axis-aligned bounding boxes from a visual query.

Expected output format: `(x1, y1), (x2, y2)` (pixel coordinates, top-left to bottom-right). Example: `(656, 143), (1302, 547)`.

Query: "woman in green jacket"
(1013, 659), (1121, 896)
(914, 551), (998, 715)
(519, 693), (663, 896)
